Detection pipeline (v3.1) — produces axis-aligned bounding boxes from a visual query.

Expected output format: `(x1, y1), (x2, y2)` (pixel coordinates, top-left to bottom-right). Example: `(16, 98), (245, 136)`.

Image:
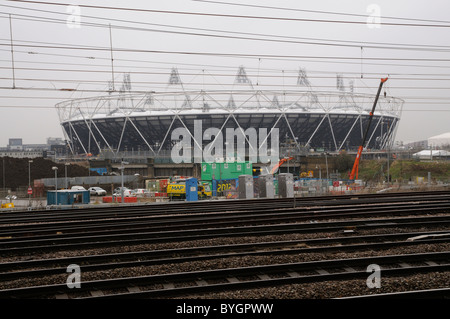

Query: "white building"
(412, 149), (450, 160)
(428, 132), (450, 148)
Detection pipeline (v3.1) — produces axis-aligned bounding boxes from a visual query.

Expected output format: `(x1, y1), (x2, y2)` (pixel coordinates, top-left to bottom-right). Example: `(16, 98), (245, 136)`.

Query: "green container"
(201, 162), (253, 181)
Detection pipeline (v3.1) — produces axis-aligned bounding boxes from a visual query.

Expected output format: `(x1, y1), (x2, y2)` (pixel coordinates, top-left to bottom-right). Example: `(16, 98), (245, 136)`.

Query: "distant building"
(47, 137), (65, 146)
(412, 149), (450, 160)
(7, 138), (23, 150)
(0, 137), (67, 158)
(404, 140), (428, 150)
(0, 150), (45, 159)
(428, 132), (450, 148)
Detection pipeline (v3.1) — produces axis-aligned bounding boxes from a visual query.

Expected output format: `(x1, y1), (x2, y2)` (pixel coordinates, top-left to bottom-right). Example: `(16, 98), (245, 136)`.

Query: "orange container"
(102, 196), (137, 203)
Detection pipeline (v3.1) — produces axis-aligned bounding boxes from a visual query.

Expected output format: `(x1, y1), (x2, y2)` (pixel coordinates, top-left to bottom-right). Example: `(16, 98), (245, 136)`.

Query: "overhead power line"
(6, 44), (450, 71)
(6, 56), (450, 77)
(1, 82), (450, 92)
(8, 0), (450, 28)
(2, 3), (450, 53)
(5, 41), (450, 63)
(5, 63), (450, 82)
(193, 0), (450, 25)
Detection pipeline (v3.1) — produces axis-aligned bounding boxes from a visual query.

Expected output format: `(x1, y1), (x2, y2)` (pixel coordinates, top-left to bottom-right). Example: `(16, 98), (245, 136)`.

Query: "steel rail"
(92, 265), (450, 299)
(1, 231), (450, 281)
(1, 190), (448, 224)
(1, 251), (449, 299)
(336, 287), (450, 299)
(1, 200), (449, 239)
(2, 202), (449, 244)
(1, 214), (449, 255)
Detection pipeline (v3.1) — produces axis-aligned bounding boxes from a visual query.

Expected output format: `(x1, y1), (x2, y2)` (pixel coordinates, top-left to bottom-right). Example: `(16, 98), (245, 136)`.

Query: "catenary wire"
(193, 0), (450, 25)
(2, 4), (450, 53)
(8, 0), (450, 28)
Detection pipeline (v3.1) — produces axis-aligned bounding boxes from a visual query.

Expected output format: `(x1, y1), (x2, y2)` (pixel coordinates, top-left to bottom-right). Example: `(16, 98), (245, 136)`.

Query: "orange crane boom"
(349, 77), (388, 180)
(271, 157), (294, 174)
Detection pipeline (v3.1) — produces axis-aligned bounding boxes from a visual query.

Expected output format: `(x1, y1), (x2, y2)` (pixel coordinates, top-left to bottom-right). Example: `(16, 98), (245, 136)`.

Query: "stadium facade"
(55, 67), (404, 165)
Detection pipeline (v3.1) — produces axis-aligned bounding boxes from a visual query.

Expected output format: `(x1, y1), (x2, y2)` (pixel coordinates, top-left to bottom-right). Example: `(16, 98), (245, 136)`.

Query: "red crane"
(271, 157), (294, 174)
(349, 77), (388, 180)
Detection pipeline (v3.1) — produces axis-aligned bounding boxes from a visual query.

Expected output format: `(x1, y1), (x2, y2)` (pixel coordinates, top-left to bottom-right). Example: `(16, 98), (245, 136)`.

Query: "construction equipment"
(271, 157), (294, 174)
(349, 77), (388, 180)
(167, 178), (212, 200)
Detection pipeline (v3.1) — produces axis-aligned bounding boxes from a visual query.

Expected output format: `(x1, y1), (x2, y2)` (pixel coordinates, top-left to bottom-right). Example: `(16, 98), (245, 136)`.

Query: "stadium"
(55, 67), (404, 166)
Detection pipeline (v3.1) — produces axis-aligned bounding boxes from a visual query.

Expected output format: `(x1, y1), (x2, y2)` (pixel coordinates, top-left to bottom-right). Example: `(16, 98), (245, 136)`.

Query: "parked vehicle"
(113, 187), (134, 197)
(113, 187), (129, 194)
(71, 186), (87, 191)
(167, 179), (212, 200)
(88, 187), (107, 196)
(134, 188), (150, 197)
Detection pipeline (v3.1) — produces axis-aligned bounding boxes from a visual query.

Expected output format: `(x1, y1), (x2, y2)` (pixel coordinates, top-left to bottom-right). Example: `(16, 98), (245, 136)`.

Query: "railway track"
(1, 208), (449, 255)
(1, 190), (449, 225)
(0, 191), (448, 248)
(1, 251), (449, 299)
(0, 190), (449, 299)
(1, 230), (450, 280)
(1, 199), (449, 238)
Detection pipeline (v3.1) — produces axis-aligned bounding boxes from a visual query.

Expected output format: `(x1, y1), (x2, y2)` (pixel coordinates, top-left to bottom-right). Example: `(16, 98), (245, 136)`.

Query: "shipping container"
(201, 162), (253, 181)
(47, 190), (90, 205)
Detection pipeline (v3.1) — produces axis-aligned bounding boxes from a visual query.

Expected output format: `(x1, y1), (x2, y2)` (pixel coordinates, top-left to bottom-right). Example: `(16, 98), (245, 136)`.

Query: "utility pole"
(109, 24), (115, 92)
(2, 157), (5, 194)
(28, 160), (33, 206)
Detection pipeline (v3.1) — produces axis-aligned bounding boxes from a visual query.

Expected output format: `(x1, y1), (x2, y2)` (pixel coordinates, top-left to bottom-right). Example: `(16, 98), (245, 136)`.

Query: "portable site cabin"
(47, 190), (90, 205)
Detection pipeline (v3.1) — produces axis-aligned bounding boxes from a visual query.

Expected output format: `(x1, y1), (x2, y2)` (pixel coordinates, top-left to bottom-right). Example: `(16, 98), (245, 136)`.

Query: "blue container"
(47, 190), (90, 205)
(185, 178), (198, 202)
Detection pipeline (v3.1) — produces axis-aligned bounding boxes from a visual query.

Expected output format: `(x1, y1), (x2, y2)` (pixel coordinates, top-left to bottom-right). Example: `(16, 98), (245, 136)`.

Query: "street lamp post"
(28, 160), (33, 206)
(52, 166), (58, 206)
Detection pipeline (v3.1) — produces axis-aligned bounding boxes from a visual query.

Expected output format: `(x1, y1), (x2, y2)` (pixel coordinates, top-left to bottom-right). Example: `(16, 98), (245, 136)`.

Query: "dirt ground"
(0, 157), (96, 190)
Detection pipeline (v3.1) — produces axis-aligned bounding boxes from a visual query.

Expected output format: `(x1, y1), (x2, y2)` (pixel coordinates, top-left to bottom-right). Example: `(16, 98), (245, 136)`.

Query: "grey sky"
(0, 0), (449, 147)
